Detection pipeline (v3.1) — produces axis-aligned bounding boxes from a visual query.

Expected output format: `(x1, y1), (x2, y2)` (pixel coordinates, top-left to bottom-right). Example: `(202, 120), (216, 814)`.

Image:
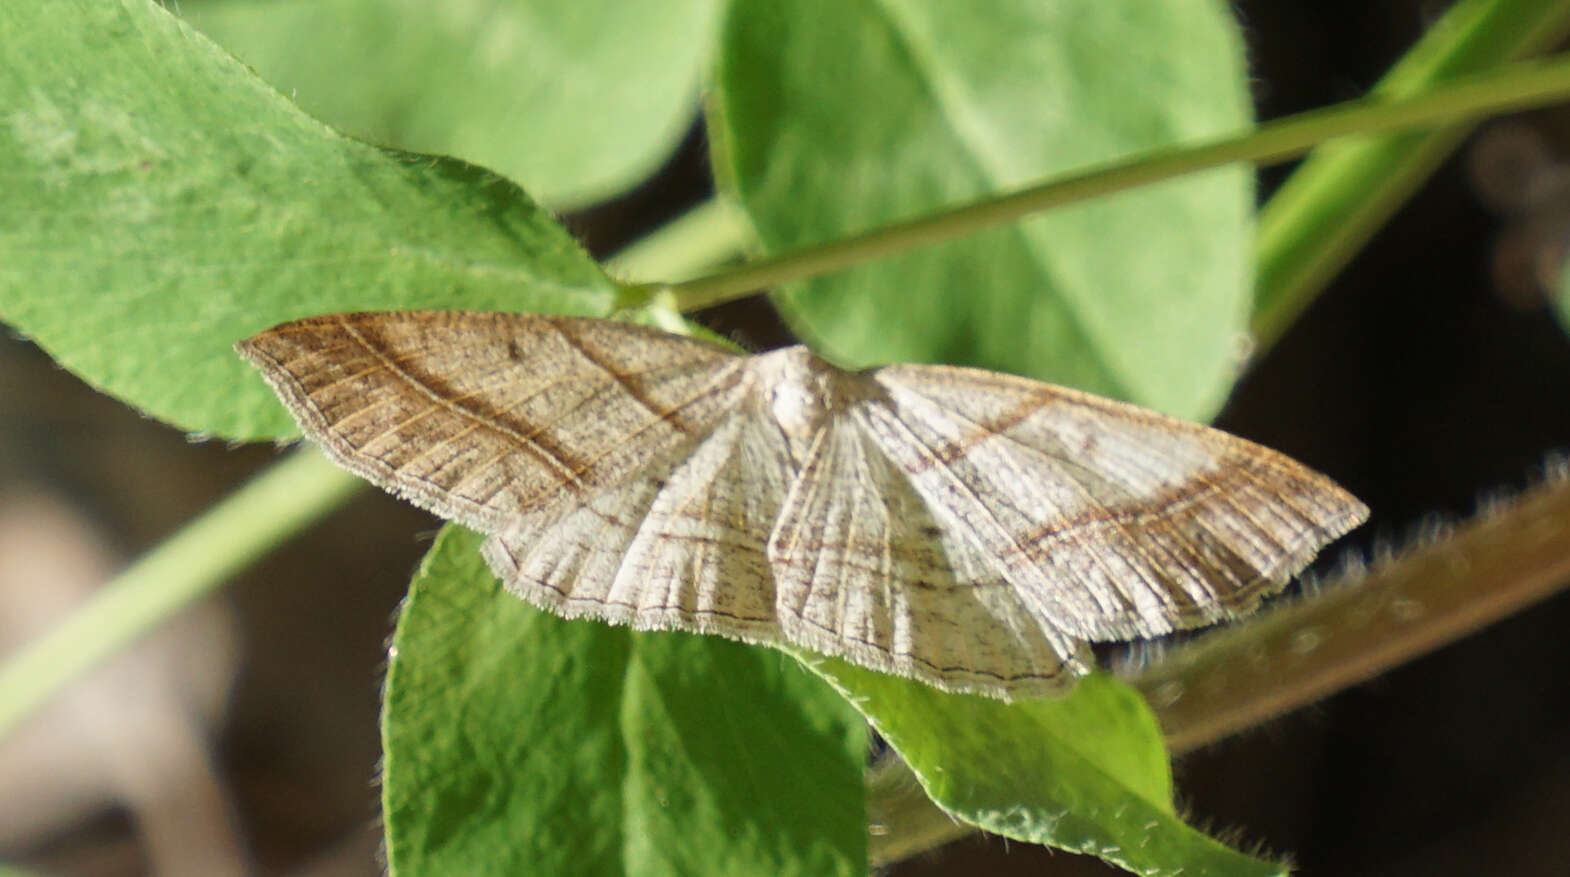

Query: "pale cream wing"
(482, 401), (797, 642)
(859, 364), (1369, 641)
(238, 311), (746, 531)
(768, 417), (1089, 697)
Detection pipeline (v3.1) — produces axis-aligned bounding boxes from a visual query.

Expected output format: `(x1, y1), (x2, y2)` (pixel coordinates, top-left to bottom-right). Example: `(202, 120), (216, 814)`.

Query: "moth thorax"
(755, 347), (843, 448)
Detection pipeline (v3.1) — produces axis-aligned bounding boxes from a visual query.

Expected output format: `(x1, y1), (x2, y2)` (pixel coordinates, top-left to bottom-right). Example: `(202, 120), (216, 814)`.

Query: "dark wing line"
(483, 412), (787, 634)
(854, 399), (1138, 626)
(336, 318), (586, 489)
(239, 312), (752, 530)
(864, 366), (1368, 637)
(770, 417), (1081, 696)
(240, 332), (512, 530)
(874, 380), (1192, 614)
(871, 376), (1230, 624)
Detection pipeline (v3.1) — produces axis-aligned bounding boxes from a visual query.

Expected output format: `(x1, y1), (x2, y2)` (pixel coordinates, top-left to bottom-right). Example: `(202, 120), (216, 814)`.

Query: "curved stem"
(668, 51), (1570, 312)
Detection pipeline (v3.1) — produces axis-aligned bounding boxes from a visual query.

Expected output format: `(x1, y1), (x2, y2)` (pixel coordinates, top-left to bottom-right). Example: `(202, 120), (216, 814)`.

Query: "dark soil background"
(4, 1), (1570, 874)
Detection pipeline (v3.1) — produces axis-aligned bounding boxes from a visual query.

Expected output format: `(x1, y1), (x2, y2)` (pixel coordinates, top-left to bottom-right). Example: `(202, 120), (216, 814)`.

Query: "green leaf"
(383, 526), (869, 877)
(175, 0), (722, 209)
(711, 0), (1253, 420)
(0, 0), (615, 441)
(814, 663), (1285, 877)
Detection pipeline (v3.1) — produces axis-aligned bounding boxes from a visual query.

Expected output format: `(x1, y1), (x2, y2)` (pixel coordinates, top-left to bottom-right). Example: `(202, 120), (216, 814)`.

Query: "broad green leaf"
(176, 0), (722, 209)
(0, 0), (615, 441)
(383, 526), (868, 877)
(711, 0), (1253, 420)
(813, 663), (1284, 877)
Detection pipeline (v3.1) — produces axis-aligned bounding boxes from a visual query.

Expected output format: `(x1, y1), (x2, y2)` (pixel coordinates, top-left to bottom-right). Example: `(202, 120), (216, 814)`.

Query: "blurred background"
(6, 0), (1570, 874)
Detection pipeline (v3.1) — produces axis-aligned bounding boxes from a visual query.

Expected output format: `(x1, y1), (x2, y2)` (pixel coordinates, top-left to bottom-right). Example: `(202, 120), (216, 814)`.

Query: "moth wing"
(482, 401), (797, 644)
(238, 311), (745, 531)
(860, 363), (1368, 641)
(769, 416), (1088, 697)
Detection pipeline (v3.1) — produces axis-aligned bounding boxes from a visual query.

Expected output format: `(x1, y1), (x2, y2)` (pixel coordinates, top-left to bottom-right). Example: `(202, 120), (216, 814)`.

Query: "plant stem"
(667, 50), (1570, 313)
(0, 450), (360, 742)
(1253, 0), (1570, 350)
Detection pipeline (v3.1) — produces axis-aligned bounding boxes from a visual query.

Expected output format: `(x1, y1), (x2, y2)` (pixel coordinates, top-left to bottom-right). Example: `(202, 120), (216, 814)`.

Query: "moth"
(239, 311), (1367, 698)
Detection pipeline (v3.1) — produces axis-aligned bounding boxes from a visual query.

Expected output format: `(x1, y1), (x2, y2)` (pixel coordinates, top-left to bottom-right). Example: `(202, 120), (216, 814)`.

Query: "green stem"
(667, 50), (1570, 313)
(0, 450), (360, 741)
(1253, 0), (1570, 349)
